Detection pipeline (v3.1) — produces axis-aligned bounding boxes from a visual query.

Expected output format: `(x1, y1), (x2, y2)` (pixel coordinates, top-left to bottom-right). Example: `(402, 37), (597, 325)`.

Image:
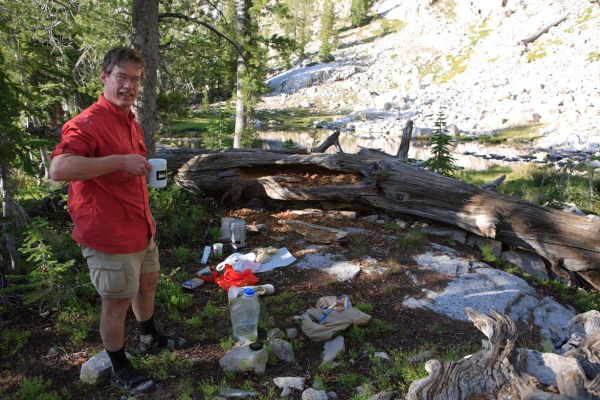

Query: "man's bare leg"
(100, 297), (131, 351)
(132, 271), (158, 321)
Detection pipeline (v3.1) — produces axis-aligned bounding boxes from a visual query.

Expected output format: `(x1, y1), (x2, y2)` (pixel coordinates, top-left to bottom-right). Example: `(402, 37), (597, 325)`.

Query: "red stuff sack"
(214, 264), (259, 291)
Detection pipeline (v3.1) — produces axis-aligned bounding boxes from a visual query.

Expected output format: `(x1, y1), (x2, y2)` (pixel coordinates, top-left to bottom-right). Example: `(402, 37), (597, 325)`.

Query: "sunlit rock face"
(260, 0), (600, 153)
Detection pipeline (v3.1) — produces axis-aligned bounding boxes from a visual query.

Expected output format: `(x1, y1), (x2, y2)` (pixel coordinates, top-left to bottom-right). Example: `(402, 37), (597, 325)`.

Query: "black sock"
(106, 347), (129, 373)
(139, 316), (169, 345)
(139, 315), (158, 337)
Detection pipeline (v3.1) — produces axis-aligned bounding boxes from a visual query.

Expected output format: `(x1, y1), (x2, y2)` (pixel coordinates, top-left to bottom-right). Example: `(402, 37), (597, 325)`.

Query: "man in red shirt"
(50, 47), (185, 395)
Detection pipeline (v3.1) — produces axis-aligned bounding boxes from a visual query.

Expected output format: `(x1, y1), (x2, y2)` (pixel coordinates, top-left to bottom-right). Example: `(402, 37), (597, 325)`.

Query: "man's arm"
(50, 153), (150, 181)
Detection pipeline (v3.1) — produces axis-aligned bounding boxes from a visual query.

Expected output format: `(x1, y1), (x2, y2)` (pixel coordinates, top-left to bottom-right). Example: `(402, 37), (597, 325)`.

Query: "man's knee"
(102, 297), (131, 319)
(138, 271), (158, 295)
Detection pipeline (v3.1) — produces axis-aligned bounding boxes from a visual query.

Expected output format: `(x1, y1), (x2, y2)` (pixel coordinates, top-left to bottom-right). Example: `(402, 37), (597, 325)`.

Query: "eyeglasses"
(111, 73), (142, 86)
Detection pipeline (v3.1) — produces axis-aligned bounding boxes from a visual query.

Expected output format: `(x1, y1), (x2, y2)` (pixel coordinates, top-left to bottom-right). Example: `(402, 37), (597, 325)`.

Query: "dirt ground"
(0, 206), (547, 399)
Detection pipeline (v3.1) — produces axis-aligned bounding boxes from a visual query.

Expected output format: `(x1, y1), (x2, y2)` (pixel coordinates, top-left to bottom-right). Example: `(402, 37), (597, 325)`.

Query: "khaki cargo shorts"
(82, 238), (160, 298)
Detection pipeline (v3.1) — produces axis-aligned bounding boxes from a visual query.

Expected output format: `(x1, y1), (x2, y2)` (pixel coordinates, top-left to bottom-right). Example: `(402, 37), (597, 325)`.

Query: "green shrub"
(16, 377), (60, 400)
(155, 270), (194, 319)
(1, 328), (31, 356)
(150, 184), (206, 247)
(7, 217), (93, 314)
(56, 304), (97, 346)
(173, 246), (195, 264)
(356, 303), (374, 313)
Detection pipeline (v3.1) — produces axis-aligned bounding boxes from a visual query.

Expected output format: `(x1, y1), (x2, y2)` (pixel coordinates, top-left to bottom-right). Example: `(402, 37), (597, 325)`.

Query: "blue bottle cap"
(243, 288), (256, 296)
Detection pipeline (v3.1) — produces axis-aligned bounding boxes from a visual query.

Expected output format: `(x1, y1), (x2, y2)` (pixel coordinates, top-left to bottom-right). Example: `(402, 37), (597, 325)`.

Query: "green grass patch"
(255, 109), (343, 132)
(395, 229), (426, 251)
(460, 163), (600, 214)
(477, 124), (543, 145)
(587, 51), (600, 62)
(372, 19), (406, 37)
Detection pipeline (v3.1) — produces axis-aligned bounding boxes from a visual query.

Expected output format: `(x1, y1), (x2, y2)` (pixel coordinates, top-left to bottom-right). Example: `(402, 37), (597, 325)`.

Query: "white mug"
(148, 158), (167, 189)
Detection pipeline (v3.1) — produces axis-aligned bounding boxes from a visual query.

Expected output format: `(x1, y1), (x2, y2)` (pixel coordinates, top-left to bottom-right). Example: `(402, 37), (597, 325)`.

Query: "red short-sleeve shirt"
(52, 95), (156, 253)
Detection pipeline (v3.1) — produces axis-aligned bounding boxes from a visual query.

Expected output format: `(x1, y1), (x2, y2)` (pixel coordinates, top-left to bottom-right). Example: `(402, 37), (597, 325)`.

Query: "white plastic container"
(230, 219), (247, 249)
(230, 288), (260, 344)
(148, 158), (167, 188)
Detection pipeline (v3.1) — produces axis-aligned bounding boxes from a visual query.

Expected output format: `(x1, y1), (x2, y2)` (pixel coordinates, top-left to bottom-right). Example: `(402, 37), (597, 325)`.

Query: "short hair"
(101, 47), (145, 75)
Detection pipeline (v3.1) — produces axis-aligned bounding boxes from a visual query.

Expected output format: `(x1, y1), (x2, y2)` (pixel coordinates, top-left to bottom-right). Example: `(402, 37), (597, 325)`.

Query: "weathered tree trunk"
(519, 14), (568, 45)
(314, 129), (343, 153)
(0, 164), (23, 272)
(172, 149), (600, 274)
(233, 0), (250, 149)
(407, 308), (600, 400)
(132, 0), (159, 156)
(396, 120), (413, 161)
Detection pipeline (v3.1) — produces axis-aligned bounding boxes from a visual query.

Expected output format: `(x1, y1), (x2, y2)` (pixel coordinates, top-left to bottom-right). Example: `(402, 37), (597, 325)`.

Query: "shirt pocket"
(87, 260), (126, 296)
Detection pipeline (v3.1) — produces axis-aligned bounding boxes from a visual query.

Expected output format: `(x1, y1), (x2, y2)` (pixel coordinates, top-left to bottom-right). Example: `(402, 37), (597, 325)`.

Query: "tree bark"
(132, 0), (159, 156)
(0, 164), (21, 272)
(396, 119), (413, 161)
(172, 149), (600, 274)
(233, 0), (250, 149)
(519, 14), (568, 45)
(407, 308), (600, 400)
(314, 129), (343, 153)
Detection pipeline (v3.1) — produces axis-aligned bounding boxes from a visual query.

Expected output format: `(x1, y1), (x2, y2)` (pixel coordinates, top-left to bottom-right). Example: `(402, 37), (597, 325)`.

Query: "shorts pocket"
(88, 260), (126, 296)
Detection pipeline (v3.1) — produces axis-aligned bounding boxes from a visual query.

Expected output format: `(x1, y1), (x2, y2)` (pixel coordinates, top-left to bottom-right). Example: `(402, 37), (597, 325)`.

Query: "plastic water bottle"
(230, 288), (260, 344)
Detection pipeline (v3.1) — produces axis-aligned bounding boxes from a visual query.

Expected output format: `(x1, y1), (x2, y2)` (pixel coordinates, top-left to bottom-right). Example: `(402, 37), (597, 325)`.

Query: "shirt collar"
(97, 94), (136, 122)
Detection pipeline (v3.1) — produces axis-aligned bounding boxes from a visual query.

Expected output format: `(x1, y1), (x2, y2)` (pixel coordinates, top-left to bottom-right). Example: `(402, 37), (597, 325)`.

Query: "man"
(50, 47), (185, 395)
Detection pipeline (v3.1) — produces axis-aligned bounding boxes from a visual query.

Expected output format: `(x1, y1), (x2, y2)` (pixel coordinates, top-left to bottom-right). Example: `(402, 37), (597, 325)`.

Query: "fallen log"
(519, 14), (568, 45)
(174, 149), (600, 275)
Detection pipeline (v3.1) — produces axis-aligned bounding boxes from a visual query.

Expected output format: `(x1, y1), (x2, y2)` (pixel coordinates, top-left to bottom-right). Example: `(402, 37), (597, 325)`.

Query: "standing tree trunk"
(233, 0), (250, 149)
(0, 163), (22, 273)
(132, 0), (159, 157)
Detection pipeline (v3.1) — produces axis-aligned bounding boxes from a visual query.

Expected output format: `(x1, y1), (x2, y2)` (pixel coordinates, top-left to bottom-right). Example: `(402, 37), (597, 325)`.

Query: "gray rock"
(323, 336), (345, 364)
(286, 328), (298, 339)
(268, 338), (295, 363)
(373, 352), (390, 361)
(466, 235), (503, 257)
(327, 391), (338, 400)
(302, 388), (329, 400)
(422, 226), (467, 244)
(80, 350), (131, 385)
(323, 261), (362, 281)
(522, 350), (584, 387)
(219, 344), (268, 375)
(501, 249), (549, 279)
(404, 249), (575, 341)
(394, 219), (410, 230)
(273, 376), (305, 391)
(406, 350), (433, 363)
(218, 387), (260, 398)
(371, 391), (400, 400)
(297, 253), (336, 269)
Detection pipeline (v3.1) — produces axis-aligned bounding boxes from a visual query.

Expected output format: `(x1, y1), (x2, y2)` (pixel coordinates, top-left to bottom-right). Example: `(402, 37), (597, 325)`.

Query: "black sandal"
(139, 334), (187, 354)
(111, 365), (155, 395)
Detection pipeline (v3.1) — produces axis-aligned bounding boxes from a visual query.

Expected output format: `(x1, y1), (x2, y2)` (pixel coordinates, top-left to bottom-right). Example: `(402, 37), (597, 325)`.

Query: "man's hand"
(121, 154), (150, 176)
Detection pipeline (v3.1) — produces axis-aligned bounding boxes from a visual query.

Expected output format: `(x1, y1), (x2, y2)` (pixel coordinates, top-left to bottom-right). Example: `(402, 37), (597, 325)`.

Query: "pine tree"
(318, 0), (336, 62)
(426, 110), (456, 176)
(350, 0), (371, 28)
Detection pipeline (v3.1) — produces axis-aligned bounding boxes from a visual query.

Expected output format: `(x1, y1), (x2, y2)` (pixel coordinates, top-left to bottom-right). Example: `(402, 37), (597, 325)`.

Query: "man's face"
(100, 62), (143, 114)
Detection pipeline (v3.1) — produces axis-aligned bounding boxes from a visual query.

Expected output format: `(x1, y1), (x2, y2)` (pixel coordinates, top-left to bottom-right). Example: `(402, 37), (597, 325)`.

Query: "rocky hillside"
(259, 0), (600, 153)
